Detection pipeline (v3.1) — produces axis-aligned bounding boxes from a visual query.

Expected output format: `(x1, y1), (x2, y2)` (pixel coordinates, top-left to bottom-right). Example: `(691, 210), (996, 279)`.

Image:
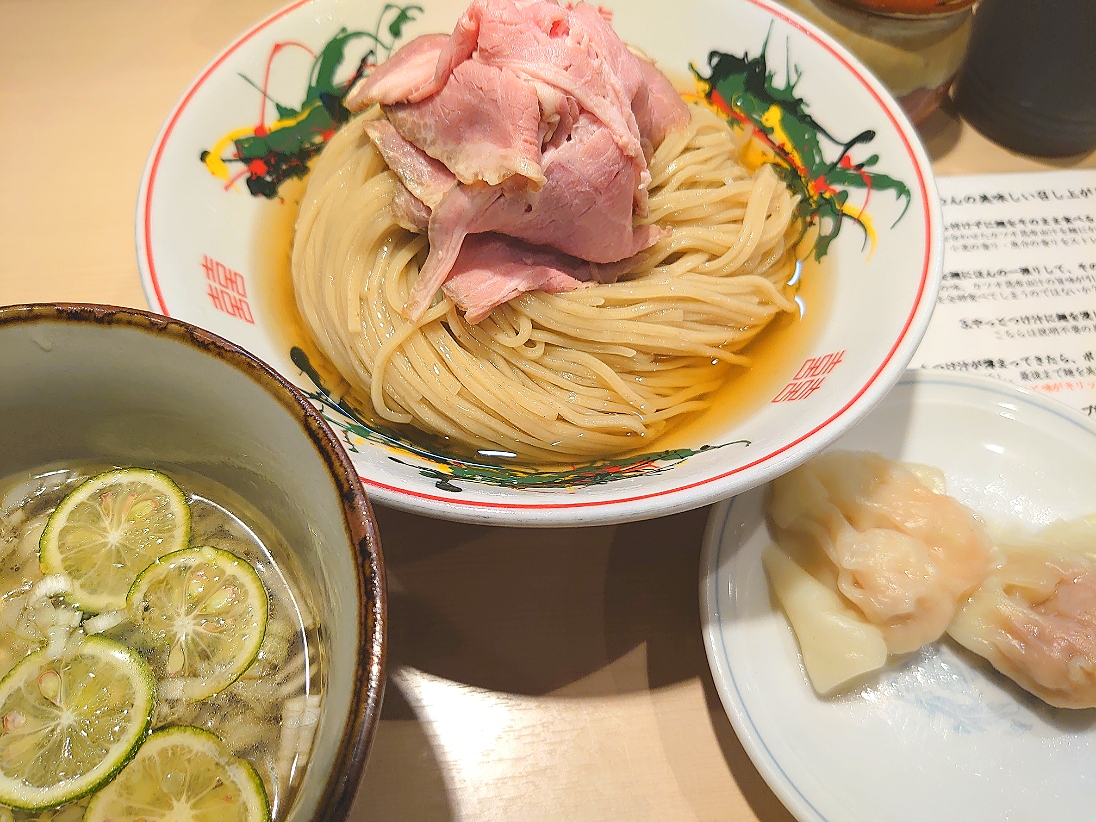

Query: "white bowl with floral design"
(137, 0), (943, 526)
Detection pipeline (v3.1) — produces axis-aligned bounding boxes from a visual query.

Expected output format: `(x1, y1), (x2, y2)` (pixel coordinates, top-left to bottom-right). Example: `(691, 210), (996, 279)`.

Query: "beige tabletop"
(2, 1), (1096, 820)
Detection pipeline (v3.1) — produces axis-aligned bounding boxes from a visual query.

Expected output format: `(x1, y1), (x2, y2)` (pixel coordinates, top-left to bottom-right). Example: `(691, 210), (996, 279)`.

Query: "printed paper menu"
(911, 168), (1096, 418)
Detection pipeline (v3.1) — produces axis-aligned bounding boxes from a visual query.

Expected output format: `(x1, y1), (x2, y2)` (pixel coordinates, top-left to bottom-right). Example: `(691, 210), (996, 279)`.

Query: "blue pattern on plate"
(862, 645), (1032, 735)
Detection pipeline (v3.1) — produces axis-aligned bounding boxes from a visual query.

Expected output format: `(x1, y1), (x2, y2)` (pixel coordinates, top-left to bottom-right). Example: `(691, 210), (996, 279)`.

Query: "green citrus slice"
(126, 546), (268, 701)
(0, 635), (154, 810)
(39, 469), (191, 613)
(83, 725), (270, 822)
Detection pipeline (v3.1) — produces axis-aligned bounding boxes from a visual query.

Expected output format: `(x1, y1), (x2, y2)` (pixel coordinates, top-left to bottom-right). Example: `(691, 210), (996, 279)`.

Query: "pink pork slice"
(404, 183), (504, 319)
(442, 234), (602, 324)
(634, 55), (690, 156)
(379, 0), (645, 165)
(472, 0), (646, 166)
(362, 118), (456, 207)
(345, 34), (449, 108)
(470, 111), (664, 263)
(384, 60), (545, 188)
(344, 0), (687, 322)
(391, 184), (432, 233)
(402, 111), (663, 321)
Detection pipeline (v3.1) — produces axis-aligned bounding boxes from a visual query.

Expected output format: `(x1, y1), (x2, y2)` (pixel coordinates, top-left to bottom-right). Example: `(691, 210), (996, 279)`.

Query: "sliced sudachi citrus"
(126, 546), (268, 701)
(82, 725), (270, 822)
(38, 469), (190, 613)
(0, 635), (155, 810)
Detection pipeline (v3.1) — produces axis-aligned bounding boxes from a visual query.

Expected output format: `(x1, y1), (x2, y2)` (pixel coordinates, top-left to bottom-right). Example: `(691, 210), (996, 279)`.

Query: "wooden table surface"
(3, 2), (1095, 820)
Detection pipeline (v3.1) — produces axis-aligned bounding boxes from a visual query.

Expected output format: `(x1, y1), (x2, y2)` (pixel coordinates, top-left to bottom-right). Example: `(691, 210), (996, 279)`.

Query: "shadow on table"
(374, 502), (716, 695)
(361, 502), (796, 821)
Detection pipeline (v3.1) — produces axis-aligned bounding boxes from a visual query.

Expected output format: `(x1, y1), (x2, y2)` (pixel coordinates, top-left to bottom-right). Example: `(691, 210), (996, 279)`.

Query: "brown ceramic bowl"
(0, 303), (386, 821)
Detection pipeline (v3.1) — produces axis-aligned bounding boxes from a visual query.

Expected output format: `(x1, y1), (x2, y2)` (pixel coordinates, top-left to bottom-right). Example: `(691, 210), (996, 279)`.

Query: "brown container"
(835, 0), (976, 15)
(779, 0), (973, 123)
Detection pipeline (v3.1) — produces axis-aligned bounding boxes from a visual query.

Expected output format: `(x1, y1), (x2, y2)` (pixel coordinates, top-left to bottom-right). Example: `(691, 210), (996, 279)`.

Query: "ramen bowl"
(0, 303), (386, 821)
(137, 0), (943, 526)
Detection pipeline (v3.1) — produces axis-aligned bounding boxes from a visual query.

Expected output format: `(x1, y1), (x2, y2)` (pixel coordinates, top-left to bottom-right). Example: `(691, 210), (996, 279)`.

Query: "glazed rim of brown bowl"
(0, 302), (387, 822)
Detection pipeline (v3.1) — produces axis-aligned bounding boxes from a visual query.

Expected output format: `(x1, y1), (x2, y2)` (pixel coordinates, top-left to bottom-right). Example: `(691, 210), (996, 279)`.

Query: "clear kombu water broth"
(0, 463), (324, 821)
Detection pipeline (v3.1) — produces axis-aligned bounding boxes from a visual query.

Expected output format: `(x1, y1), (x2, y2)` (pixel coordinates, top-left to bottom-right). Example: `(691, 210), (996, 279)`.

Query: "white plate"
(701, 369), (1096, 822)
(137, 0), (942, 526)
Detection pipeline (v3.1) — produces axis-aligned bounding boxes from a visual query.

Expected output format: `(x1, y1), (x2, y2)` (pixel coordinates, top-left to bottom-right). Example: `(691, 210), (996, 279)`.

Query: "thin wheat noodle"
(292, 104), (800, 461)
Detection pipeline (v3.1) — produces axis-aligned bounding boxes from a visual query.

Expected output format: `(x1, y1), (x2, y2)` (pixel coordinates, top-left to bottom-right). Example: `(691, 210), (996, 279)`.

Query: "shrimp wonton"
(765, 451), (994, 693)
(948, 516), (1096, 709)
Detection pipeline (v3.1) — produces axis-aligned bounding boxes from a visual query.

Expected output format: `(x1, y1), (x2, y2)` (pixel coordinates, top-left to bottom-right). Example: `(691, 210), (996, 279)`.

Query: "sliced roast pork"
(391, 184), (432, 233)
(442, 234), (639, 323)
(401, 110), (665, 320)
(471, 111), (665, 262)
(634, 55), (691, 156)
(362, 118), (456, 207)
(442, 235), (592, 324)
(345, 0), (689, 322)
(385, 60), (545, 188)
(345, 34), (449, 107)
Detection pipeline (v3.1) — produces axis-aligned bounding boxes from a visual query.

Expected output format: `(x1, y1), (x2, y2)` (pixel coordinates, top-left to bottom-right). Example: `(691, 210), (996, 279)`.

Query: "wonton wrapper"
(767, 450), (993, 656)
(948, 517), (1096, 709)
(762, 545), (888, 694)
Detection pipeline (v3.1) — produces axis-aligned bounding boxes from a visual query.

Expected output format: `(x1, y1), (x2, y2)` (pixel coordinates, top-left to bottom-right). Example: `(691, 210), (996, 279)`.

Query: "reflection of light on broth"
(651, 255), (830, 454)
(252, 165), (831, 463)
